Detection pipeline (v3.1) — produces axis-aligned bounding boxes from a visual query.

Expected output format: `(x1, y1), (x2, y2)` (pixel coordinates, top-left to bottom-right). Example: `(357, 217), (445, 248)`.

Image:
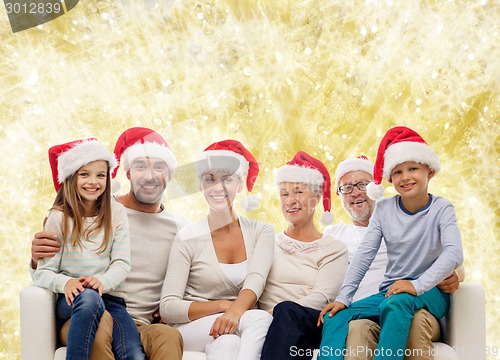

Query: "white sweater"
(159, 215), (275, 325)
(258, 232), (348, 312)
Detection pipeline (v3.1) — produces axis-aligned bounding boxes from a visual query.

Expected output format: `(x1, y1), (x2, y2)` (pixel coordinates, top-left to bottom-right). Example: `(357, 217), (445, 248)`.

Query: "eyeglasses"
(338, 181), (371, 194)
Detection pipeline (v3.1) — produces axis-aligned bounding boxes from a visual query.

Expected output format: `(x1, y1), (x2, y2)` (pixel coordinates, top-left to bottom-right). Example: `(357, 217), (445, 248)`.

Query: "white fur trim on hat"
(196, 150), (250, 178)
(122, 142), (177, 176)
(383, 141), (441, 182)
(57, 140), (117, 184)
(334, 158), (374, 193)
(240, 194), (259, 211)
(366, 182), (385, 201)
(274, 165), (324, 185)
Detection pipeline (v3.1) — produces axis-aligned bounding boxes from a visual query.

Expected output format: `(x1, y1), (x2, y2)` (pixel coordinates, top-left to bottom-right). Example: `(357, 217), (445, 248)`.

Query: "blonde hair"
(51, 165), (113, 252)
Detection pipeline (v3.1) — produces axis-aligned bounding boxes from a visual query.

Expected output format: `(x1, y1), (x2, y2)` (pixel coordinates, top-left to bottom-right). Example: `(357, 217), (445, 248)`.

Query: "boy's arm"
(410, 204), (464, 295)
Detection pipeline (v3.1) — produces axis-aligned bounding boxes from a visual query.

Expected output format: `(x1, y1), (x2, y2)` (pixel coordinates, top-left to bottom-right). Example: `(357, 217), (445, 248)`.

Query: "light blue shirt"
(336, 194), (463, 306)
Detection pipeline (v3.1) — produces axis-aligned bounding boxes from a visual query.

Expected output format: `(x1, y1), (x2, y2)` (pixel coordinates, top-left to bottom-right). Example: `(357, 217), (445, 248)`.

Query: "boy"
(317, 126), (464, 360)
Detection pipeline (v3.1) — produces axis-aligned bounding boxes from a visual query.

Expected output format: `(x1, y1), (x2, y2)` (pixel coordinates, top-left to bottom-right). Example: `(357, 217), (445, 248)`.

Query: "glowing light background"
(0, 1), (498, 358)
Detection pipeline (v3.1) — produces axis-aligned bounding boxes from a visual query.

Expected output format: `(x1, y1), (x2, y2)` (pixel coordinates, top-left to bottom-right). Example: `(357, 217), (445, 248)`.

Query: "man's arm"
(30, 231), (60, 270)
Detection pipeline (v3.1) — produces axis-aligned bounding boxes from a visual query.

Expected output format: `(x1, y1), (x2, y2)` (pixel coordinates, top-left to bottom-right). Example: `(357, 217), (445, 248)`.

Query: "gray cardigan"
(160, 215), (275, 324)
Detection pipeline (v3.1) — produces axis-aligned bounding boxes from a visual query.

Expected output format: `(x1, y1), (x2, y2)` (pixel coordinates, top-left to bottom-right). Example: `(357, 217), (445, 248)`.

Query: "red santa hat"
(334, 155), (374, 195)
(197, 139), (259, 211)
(48, 138), (117, 192)
(367, 126), (441, 200)
(112, 127), (177, 179)
(274, 151), (333, 225)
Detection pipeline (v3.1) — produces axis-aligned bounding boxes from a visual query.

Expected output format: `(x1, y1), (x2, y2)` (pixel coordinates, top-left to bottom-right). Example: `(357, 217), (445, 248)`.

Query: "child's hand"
(64, 278), (85, 306)
(79, 275), (104, 295)
(386, 280), (417, 297)
(317, 301), (346, 326)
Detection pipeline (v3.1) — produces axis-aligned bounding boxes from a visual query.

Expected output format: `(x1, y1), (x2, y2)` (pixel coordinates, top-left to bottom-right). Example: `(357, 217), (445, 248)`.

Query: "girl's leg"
(56, 289), (105, 360)
(375, 287), (449, 360)
(319, 293), (385, 360)
(103, 294), (145, 360)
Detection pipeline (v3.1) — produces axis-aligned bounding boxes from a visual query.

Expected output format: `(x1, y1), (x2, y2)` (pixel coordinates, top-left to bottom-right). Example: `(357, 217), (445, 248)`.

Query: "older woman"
(259, 151), (348, 360)
(159, 140), (274, 360)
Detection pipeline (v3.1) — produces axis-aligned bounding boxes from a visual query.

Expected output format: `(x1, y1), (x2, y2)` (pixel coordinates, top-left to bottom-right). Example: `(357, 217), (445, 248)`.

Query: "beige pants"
(60, 311), (183, 360)
(344, 309), (441, 360)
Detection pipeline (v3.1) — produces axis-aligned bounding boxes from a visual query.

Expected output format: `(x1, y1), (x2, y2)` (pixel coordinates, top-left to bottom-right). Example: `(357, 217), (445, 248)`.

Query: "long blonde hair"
(51, 164), (113, 252)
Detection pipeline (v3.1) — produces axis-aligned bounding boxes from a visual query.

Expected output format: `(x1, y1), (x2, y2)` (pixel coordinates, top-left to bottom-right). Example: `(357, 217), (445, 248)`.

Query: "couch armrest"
(446, 282), (486, 360)
(20, 285), (58, 360)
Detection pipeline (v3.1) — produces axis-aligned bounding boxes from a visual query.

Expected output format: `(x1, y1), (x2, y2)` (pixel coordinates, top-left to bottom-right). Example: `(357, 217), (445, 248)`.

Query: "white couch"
(20, 282), (486, 360)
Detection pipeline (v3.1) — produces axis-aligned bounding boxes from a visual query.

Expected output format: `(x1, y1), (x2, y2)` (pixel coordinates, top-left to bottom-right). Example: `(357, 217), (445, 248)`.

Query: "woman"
(259, 151), (348, 360)
(160, 140), (274, 360)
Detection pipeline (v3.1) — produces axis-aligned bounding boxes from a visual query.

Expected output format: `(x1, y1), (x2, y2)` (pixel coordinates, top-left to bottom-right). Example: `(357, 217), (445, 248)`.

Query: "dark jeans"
(57, 289), (145, 360)
(261, 301), (322, 360)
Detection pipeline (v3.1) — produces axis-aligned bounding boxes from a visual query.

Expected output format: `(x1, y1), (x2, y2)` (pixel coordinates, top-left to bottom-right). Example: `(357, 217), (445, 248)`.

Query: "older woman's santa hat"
(366, 126), (441, 200)
(48, 138), (117, 192)
(112, 127), (177, 179)
(274, 151), (333, 225)
(197, 139), (260, 211)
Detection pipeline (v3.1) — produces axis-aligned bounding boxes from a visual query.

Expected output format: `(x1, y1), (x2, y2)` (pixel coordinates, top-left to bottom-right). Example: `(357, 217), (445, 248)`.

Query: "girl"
(34, 138), (145, 360)
(159, 139), (275, 360)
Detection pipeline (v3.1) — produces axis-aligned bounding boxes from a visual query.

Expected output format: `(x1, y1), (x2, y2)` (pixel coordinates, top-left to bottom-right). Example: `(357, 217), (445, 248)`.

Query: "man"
(323, 155), (463, 360)
(30, 127), (186, 360)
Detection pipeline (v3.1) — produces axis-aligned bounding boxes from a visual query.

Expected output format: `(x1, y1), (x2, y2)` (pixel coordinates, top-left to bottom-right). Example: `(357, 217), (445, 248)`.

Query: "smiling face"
(76, 160), (108, 211)
(279, 182), (321, 226)
(127, 157), (169, 205)
(338, 171), (375, 227)
(390, 161), (434, 201)
(200, 170), (243, 212)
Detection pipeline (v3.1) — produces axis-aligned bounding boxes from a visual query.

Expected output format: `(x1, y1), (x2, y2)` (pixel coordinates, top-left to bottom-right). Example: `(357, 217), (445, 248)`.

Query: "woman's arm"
(208, 289), (257, 338)
(296, 239), (349, 310)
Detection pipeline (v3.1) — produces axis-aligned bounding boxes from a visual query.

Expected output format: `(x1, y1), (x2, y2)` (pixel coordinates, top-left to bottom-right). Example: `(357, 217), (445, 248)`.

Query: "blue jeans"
(57, 289), (145, 360)
(319, 287), (449, 360)
(261, 301), (322, 360)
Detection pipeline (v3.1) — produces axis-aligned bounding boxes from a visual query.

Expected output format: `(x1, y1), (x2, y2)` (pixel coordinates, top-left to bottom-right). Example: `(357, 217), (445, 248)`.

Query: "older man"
(323, 156), (463, 360)
(30, 127), (186, 360)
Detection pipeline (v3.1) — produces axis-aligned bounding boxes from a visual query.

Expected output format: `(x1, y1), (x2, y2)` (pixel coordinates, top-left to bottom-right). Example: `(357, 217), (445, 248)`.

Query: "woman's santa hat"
(366, 126), (441, 200)
(274, 151), (333, 225)
(48, 138), (117, 192)
(197, 139), (260, 211)
(334, 155), (374, 195)
(112, 127), (177, 179)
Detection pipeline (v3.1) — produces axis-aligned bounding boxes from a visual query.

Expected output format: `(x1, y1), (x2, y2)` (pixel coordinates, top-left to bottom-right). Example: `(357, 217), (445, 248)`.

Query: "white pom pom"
(240, 194), (259, 211)
(366, 182), (384, 201)
(111, 179), (122, 194)
(320, 211), (334, 226)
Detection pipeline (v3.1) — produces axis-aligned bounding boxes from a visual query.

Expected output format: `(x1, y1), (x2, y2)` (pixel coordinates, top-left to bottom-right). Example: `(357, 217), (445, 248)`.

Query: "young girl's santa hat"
(366, 126), (441, 201)
(112, 127), (177, 179)
(48, 138), (117, 192)
(334, 155), (374, 195)
(197, 139), (260, 211)
(274, 151), (333, 225)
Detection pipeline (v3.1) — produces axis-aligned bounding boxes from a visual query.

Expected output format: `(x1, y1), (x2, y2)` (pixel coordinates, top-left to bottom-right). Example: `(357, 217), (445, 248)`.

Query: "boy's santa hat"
(48, 138), (117, 192)
(334, 156), (374, 195)
(367, 126), (441, 200)
(274, 151), (333, 225)
(112, 127), (177, 179)
(197, 139), (259, 211)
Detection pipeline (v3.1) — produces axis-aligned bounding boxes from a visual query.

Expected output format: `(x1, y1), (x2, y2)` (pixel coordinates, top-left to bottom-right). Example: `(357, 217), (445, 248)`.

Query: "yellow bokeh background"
(0, 1), (498, 358)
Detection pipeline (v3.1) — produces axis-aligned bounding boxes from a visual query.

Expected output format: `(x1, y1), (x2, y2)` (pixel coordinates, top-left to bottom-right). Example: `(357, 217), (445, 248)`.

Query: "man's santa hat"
(112, 127), (177, 179)
(48, 138), (117, 192)
(196, 139), (259, 211)
(274, 151), (333, 225)
(366, 126), (441, 200)
(334, 156), (374, 195)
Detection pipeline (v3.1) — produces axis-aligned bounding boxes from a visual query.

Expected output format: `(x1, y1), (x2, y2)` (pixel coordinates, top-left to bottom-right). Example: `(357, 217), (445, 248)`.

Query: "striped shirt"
(33, 199), (130, 299)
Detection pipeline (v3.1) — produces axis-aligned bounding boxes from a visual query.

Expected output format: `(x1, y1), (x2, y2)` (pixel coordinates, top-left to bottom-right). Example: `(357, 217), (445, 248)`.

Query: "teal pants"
(318, 287), (449, 360)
